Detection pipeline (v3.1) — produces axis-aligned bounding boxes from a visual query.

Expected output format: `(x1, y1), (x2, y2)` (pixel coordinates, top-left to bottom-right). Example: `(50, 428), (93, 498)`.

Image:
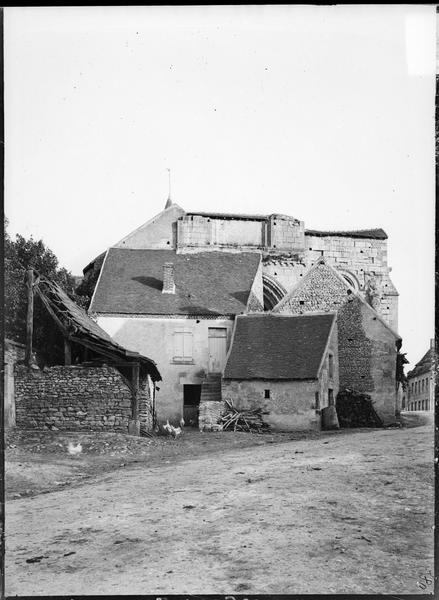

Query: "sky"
(4, 5), (436, 367)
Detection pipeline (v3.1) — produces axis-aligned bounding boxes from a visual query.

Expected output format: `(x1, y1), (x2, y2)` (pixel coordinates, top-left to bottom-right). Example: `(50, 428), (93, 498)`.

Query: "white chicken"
(163, 419), (182, 438)
(67, 442), (82, 456)
(163, 419), (173, 435)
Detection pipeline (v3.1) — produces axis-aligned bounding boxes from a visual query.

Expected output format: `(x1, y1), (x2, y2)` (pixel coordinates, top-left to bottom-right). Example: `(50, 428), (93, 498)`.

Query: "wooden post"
(131, 363), (140, 420)
(128, 363), (140, 436)
(64, 338), (72, 365)
(25, 269), (34, 367)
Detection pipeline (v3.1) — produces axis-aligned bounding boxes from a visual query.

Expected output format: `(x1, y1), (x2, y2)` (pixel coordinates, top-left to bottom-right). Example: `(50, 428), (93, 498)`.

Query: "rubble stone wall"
(274, 263), (398, 423)
(14, 365), (152, 432)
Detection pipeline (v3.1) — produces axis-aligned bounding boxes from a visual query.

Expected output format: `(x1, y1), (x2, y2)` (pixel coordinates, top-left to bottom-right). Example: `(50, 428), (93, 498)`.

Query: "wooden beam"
(34, 286), (69, 336)
(25, 269), (34, 366)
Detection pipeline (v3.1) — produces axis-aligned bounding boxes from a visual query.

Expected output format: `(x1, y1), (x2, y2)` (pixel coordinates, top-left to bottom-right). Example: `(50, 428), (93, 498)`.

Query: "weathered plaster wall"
(14, 365), (151, 432)
(274, 263), (398, 423)
(221, 317), (338, 432)
(247, 260), (264, 312)
(115, 204), (185, 249)
(222, 379), (320, 431)
(96, 316), (234, 423)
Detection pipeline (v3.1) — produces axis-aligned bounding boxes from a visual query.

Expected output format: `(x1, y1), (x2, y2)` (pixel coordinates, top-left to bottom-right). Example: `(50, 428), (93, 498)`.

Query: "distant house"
(222, 313), (338, 431)
(406, 340), (435, 411)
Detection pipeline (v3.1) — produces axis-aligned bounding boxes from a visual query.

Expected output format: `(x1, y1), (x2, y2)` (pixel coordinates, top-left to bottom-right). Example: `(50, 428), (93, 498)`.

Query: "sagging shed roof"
(223, 313), (336, 380)
(90, 249), (261, 316)
(36, 277), (161, 381)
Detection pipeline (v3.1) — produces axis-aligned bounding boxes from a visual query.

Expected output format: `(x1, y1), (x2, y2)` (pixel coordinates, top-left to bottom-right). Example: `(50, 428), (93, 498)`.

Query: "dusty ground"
(5, 414), (435, 595)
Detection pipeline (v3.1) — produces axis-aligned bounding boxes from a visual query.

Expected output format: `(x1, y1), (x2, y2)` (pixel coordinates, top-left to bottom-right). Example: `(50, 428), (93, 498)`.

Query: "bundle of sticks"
(221, 399), (270, 433)
(336, 388), (383, 428)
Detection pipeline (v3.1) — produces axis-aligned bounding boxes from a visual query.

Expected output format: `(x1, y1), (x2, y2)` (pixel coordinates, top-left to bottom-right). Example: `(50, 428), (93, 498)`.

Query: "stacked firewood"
(336, 388), (383, 428)
(221, 399), (270, 433)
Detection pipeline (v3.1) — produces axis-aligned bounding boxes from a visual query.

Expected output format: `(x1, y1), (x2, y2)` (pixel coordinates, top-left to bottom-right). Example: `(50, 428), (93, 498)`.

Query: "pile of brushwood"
(221, 399), (270, 433)
(336, 388), (383, 428)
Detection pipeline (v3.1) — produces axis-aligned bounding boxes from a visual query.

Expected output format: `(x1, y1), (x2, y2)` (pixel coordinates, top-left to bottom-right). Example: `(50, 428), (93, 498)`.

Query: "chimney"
(431, 338), (435, 350)
(162, 262), (175, 294)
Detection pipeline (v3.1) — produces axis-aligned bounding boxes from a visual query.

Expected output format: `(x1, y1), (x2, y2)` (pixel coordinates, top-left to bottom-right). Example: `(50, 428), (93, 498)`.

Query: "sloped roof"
(305, 228), (387, 240)
(223, 313), (335, 380)
(407, 347), (435, 379)
(90, 249), (261, 316)
(272, 258), (401, 341)
(36, 278), (161, 380)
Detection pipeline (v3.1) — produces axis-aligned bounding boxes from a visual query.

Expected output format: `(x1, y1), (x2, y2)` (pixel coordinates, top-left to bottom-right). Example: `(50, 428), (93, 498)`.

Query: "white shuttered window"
(173, 329), (193, 362)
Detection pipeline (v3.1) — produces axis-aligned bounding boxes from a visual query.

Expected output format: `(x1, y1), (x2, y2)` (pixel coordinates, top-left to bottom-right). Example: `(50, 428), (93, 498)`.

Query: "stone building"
(272, 259), (401, 424)
(222, 313), (338, 431)
(89, 249), (263, 423)
(406, 340), (435, 412)
(85, 200), (399, 427)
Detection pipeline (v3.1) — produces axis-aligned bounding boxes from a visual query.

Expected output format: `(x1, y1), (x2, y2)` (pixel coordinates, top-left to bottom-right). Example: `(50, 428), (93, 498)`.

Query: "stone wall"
(274, 261), (399, 423)
(268, 215), (305, 251)
(222, 379), (321, 431)
(14, 364), (152, 433)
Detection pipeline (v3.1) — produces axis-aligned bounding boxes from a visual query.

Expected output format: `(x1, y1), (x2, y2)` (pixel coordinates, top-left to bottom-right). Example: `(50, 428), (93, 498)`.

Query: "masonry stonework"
(274, 262), (399, 423)
(14, 365), (152, 433)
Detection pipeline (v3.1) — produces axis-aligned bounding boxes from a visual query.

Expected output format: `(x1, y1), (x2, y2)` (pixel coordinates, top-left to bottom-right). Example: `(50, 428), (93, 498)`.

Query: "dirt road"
(6, 424), (434, 595)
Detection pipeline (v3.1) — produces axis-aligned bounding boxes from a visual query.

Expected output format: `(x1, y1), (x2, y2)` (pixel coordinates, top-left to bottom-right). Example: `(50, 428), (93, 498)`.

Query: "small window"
(328, 354), (334, 379)
(264, 389), (270, 399)
(315, 391), (320, 410)
(173, 329), (193, 363)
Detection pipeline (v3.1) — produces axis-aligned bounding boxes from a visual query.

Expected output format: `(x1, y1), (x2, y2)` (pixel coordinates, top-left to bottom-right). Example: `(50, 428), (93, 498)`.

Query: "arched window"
(262, 275), (287, 311)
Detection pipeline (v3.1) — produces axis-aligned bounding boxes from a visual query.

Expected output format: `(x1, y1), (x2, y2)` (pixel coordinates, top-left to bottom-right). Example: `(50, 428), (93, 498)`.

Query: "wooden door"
(208, 328), (227, 373)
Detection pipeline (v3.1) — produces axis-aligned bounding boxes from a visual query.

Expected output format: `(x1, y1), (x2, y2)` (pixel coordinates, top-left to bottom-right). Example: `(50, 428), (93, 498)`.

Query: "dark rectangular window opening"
(328, 389), (334, 407)
(264, 389), (270, 399)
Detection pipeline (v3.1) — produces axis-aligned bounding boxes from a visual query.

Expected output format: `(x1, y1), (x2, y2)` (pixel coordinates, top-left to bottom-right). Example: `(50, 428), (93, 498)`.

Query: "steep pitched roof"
(272, 259), (401, 340)
(90, 249), (261, 316)
(407, 347), (435, 379)
(305, 228), (388, 240)
(223, 313), (336, 380)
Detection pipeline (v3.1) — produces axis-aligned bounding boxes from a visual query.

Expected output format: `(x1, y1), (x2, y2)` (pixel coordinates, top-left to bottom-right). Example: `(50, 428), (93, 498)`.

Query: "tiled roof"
(223, 313), (335, 380)
(90, 249), (261, 316)
(305, 228), (387, 240)
(407, 348), (435, 379)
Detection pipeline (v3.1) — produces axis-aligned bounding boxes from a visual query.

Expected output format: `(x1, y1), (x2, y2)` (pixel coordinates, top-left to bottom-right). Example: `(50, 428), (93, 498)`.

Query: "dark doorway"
(183, 384), (201, 427)
(328, 389), (334, 407)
